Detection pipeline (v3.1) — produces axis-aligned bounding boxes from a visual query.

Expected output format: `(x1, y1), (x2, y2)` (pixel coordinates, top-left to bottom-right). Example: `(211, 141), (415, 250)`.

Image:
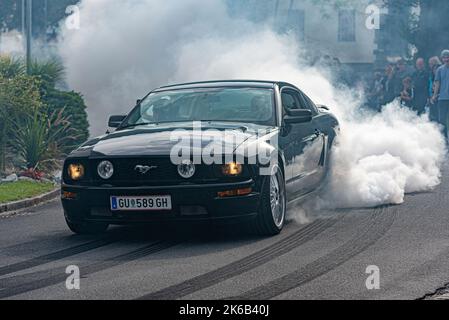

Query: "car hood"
(70, 122), (277, 158)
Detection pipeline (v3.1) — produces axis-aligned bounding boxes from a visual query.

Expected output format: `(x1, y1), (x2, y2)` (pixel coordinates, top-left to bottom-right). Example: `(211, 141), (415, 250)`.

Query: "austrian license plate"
(110, 196), (172, 211)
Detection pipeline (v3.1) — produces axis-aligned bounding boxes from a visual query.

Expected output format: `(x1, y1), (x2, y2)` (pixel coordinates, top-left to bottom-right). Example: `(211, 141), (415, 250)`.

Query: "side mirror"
(284, 109), (313, 124)
(317, 104), (330, 111)
(108, 115), (127, 128)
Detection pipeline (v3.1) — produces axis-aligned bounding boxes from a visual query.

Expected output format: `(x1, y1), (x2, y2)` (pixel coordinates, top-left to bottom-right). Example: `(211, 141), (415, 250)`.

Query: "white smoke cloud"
(322, 102), (446, 208)
(57, 0), (447, 211)
(0, 30), (24, 56)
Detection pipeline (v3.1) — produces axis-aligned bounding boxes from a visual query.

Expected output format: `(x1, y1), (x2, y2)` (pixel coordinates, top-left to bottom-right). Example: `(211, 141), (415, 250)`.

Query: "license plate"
(110, 196), (172, 211)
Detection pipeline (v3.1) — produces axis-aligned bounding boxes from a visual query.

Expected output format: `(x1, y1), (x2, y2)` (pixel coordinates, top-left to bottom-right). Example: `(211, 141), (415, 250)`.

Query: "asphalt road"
(1, 166), (449, 300)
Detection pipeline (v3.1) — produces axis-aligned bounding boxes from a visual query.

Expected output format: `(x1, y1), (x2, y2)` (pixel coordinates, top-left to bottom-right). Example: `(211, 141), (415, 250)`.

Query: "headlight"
(97, 160), (114, 180)
(68, 164), (85, 180)
(222, 162), (243, 176)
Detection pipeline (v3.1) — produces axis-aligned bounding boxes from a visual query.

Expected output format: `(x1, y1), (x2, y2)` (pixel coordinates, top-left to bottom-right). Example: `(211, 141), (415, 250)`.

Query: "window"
(299, 92), (318, 115)
(124, 88), (276, 126)
(281, 91), (299, 111)
(338, 9), (356, 42)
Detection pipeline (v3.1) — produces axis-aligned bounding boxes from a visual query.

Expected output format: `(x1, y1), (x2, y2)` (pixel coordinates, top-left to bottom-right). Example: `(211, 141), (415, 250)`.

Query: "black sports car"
(61, 80), (339, 236)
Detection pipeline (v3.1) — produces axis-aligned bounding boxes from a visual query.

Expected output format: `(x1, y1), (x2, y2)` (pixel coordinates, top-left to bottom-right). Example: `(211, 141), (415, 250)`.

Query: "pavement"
(1, 165), (449, 300)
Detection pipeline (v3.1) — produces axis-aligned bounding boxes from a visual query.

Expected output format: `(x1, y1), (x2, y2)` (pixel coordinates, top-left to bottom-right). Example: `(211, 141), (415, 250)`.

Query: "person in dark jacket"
(412, 58), (428, 114)
(391, 59), (411, 99)
(384, 64), (397, 104)
(428, 56), (442, 121)
(400, 77), (414, 109)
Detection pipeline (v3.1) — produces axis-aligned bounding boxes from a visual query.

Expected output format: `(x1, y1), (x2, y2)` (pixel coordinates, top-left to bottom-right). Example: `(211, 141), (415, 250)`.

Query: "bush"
(0, 69), (43, 173)
(11, 106), (74, 171)
(44, 89), (89, 151)
(0, 56), (90, 175)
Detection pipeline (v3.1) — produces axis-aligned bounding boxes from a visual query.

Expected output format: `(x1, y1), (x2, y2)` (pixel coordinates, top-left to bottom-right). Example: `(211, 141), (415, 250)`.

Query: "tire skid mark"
(0, 240), (178, 299)
(137, 218), (338, 300)
(233, 207), (397, 300)
(0, 237), (118, 277)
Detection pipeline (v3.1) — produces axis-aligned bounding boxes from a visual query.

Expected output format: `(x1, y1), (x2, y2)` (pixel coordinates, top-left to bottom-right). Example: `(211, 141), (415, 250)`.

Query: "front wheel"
(66, 218), (109, 235)
(250, 167), (286, 236)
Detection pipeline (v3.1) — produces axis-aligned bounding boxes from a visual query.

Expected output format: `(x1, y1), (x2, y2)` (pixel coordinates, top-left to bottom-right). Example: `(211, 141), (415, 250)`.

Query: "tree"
(0, 0), (79, 37)
(381, 0), (449, 60)
(412, 0), (449, 60)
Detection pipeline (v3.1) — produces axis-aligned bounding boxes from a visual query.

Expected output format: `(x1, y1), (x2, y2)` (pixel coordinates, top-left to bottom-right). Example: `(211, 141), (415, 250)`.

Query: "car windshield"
(122, 87), (276, 127)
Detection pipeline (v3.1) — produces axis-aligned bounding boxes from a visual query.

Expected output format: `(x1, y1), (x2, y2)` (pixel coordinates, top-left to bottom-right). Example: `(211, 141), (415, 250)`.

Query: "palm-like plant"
(29, 59), (65, 88)
(11, 107), (75, 172)
(0, 55), (25, 78)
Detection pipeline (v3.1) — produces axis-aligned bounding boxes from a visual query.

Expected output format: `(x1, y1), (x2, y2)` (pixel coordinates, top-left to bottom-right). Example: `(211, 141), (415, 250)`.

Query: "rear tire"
(250, 166), (286, 236)
(66, 218), (109, 235)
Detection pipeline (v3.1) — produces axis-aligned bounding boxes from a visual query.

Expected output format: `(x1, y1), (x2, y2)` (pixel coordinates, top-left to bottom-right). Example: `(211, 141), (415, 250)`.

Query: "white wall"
(274, 0), (378, 64)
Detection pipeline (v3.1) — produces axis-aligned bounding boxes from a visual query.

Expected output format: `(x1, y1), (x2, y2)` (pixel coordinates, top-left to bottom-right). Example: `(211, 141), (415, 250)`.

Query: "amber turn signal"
(62, 191), (77, 200)
(218, 188), (252, 198)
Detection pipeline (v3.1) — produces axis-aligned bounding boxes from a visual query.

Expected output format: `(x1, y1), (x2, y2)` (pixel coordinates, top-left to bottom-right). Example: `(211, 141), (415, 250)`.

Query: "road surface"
(1, 166), (449, 300)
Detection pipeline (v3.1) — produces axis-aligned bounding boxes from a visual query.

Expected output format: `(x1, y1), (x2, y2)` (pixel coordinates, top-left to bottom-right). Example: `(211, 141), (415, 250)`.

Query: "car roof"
(153, 80), (297, 92)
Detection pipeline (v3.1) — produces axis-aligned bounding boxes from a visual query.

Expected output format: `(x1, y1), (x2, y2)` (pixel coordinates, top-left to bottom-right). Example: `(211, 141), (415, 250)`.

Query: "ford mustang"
(61, 80), (339, 236)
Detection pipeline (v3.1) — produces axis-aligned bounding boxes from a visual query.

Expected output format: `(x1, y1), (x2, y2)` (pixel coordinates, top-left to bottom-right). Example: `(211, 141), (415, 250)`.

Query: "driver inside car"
(251, 95), (272, 121)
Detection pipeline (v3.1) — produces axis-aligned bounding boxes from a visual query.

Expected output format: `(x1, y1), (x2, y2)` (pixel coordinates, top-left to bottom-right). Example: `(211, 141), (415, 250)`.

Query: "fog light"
(222, 162), (243, 176)
(218, 187), (252, 198)
(62, 191), (77, 200)
(68, 164), (84, 180)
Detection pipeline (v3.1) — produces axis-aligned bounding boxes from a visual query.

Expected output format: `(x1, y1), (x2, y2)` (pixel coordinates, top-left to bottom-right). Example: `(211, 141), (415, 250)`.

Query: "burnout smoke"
(58, 0), (447, 210)
(0, 30), (24, 56)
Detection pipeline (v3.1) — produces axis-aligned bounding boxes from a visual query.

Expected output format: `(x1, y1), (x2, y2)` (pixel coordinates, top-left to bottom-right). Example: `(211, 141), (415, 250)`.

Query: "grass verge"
(0, 181), (55, 204)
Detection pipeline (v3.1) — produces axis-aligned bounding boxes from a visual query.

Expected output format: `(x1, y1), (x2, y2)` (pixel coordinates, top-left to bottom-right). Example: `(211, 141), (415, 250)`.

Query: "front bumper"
(61, 179), (261, 225)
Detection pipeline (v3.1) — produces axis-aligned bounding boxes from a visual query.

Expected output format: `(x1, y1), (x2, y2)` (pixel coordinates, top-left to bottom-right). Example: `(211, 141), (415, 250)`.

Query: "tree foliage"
(11, 106), (74, 170)
(0, 61), (42, 172)
(0, 0), (79, 37)
(43, 89), (89, 151)
(0, 55), (89, 174)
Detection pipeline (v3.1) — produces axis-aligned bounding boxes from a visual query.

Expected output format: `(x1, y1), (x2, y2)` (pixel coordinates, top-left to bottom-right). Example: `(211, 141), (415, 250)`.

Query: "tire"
(66, 218), (109, 235)
(250, 166), (287, 236)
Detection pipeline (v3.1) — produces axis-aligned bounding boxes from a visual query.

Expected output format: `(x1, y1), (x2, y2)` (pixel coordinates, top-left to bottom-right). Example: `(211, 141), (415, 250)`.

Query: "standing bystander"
(428, 56), (442, 121)
(431, 50), (449, 139)
(412, 58), (428, 114)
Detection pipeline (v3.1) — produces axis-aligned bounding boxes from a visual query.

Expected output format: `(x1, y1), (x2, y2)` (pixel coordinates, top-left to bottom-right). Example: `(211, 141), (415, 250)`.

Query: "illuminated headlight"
(97, 161), (114, 180)
(68, 164), (85, 181)
(222, 162), (243, 176)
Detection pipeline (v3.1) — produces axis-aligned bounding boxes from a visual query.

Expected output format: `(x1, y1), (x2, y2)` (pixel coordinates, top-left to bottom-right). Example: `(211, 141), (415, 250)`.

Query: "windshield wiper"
(119, 120), (250, 131)
(118, 122), (155, 129)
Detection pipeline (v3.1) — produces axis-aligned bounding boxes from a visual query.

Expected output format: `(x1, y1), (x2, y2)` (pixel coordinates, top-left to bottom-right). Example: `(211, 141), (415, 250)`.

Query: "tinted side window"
(281, 91), (298, 110)
(299, 92), (318, 114)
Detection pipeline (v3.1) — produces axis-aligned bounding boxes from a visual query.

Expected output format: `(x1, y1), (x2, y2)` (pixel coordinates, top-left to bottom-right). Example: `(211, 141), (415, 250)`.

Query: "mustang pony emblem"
(134, 165), (158, 175)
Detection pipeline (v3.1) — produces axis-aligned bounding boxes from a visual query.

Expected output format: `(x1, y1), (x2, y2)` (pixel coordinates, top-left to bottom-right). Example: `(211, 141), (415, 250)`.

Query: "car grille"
(90, 157), (218, 185)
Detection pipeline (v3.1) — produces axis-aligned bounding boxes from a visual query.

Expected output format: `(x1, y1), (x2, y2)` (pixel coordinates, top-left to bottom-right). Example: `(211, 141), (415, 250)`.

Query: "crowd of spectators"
(367, 50), (449, 138)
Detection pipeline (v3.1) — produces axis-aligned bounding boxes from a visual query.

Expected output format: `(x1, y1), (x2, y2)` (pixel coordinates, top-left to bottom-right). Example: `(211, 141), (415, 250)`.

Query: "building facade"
(229, 0), (411, 68)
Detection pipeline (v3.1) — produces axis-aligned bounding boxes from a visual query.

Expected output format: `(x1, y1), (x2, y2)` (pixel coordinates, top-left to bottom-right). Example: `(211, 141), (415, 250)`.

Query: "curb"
(0, 188), (60, 215)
